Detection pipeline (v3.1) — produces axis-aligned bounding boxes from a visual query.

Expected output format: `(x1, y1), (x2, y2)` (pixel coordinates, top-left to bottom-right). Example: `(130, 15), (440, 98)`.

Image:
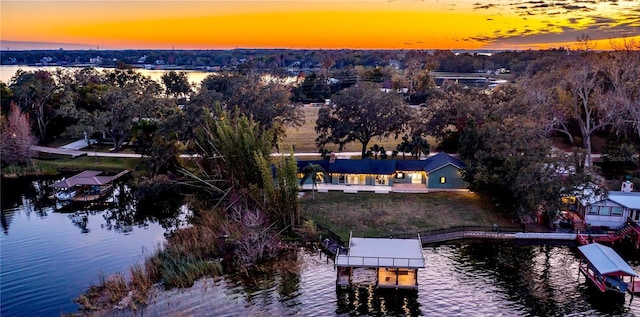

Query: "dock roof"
(335, 236), (425, 269)
(52, 170), (127, 188)
(578, 243), (637, 277)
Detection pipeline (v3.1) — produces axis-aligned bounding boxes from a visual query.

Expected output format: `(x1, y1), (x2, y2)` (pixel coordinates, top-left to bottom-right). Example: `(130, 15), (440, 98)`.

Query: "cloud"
(473, 3), (497, 9)
(476, 23), (640, 47)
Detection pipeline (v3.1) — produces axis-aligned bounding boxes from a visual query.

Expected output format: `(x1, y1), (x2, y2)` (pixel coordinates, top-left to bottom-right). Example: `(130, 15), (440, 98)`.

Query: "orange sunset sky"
(1, 0), (639, 50)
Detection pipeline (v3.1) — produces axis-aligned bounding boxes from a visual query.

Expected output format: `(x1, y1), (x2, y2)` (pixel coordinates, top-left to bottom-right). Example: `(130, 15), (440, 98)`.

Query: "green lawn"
(34, 156), (143, 173)
(300, 191), (511, 241)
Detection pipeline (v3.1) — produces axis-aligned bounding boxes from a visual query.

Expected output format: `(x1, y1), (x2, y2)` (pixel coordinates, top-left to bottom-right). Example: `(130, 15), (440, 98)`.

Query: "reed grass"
(75, 210), (227, 312)
(129, 264), (152, 305)
(147, 250), (223, 289)
(1, 161), (58, 177)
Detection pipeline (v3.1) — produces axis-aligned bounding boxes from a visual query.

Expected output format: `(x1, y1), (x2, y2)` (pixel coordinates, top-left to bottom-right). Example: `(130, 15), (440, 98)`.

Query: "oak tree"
(315, 82), (410, 158)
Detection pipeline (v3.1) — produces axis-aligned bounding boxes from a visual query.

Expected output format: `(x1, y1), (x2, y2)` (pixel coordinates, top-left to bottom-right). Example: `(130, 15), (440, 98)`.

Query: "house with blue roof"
(421, 152), (467, 190)
(296, 152), (467, 191)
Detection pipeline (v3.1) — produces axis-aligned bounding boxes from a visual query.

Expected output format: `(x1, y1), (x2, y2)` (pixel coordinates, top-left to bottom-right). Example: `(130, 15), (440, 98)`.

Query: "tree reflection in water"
(225, 248), (303, 306)
(1, 177), (188, 236)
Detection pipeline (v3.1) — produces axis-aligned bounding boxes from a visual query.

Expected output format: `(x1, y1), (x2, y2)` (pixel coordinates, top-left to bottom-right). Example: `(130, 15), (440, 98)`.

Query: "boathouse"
(334, 233), (425, 290)
(51, 170), (129, 202)
(577, 243), (638, 294)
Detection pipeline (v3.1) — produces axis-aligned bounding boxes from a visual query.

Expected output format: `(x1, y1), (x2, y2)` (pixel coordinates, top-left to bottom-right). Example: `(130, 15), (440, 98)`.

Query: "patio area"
(300, 183), (469, 194)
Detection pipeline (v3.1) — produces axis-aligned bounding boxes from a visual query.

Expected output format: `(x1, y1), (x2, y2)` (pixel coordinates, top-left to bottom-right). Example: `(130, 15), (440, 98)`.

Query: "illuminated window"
(439, 177), (447, 184)
(395, 172), (405, 179)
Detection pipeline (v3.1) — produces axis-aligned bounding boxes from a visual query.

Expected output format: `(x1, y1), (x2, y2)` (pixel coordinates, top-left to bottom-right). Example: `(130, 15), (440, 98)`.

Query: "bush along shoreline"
(71, 206), (320, 314)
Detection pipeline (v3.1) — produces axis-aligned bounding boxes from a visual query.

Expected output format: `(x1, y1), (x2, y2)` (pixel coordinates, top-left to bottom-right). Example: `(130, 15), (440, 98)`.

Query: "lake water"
(0, 65), (214, 86)
(2, 178), (640, 316)
(0, 177), (186, 316)
(0, 65), (296, 87)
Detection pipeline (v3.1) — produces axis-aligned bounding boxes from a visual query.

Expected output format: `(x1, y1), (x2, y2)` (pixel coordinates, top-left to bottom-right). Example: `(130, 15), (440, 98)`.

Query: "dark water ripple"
(1, 205), (167, 316)
(3, 178), (640, 317)
(131, 244), (640, 317)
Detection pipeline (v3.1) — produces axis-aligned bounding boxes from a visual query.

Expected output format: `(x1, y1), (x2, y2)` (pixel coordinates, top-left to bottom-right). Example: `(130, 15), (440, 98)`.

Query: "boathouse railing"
(336, 255), (425, 268)
(350, 226), (523, 244)
(316, 222), (346, 246)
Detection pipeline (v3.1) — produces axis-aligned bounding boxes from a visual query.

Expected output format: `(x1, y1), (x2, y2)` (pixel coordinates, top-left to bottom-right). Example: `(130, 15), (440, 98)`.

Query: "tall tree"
(1, 103), (36, 165)
(9, 69), (60, 142)
(605, 47), (640, 139)
(315, 82), (410, 158)
(194, 72), (303, 143)
(524, 53), (625, 167)
(0, 81), (14, 115)
(161, 71), (191, 101)
(460, 116), (585, 218)
(99, 69), (164, 151)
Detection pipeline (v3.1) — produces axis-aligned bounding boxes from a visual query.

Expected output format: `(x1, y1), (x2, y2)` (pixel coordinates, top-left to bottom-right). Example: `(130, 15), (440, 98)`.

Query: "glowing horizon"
(1, 0), (639, 51)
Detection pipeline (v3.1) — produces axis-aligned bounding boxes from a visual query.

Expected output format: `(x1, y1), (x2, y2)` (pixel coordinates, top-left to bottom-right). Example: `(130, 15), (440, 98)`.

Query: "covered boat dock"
(335, 233), (425, 290)
(577, 243), (639, 294)
(51, 170), (129, 202)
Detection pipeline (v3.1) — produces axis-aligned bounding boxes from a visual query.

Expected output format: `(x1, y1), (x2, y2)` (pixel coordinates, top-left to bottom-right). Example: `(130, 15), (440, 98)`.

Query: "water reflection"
(3, 177), (640, 316)
(1, 176), (179, 316)
(336, 286), (421, 316)
(1, 177), (188, 236)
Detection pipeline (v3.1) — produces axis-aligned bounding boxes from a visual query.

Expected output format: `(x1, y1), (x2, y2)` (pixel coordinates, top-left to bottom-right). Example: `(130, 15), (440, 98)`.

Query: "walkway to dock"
(416, 226), (577, 244)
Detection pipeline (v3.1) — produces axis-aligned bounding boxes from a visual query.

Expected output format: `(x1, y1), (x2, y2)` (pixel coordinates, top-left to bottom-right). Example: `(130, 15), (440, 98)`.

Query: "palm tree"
(300, 163), (325, 199)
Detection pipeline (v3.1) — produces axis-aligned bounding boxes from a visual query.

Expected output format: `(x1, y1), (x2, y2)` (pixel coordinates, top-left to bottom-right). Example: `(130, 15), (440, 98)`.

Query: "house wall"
(392, 172), (426, 185)
(585, 200), (629, 229)
(426, 166), (466, 189)
(329, 173), (392, 186)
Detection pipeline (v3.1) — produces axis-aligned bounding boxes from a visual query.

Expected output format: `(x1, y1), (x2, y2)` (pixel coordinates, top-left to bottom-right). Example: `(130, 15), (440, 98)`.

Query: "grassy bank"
(300, 191), (511, 241)
(34, 156), (143, 173)
(2, 155), (143, 178)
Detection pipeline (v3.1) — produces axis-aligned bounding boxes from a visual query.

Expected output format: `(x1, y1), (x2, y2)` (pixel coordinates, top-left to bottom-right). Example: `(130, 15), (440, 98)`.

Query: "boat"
(577, 243), (638, 294)
(54, 188), (77, 201)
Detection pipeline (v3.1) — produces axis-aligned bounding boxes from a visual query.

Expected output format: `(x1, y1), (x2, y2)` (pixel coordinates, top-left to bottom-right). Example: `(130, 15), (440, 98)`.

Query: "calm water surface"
(2, 177), (640, 316)
(0, 177), (185, 316)
(0, 65), (213, 85)
(132, 243), (640, 317)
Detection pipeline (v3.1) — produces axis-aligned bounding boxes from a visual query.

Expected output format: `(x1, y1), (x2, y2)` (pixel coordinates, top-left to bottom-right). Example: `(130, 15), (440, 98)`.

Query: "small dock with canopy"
(51, 170), (129, 203)
(334, 232), (425, 290)
(577, 243), (639, 294)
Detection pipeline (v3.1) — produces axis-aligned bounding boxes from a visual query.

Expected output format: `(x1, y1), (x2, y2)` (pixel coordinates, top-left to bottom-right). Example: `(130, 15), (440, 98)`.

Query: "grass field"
(281, 106), (436, 154)
(34, 156), (143, 173)
(299, 191), (512, 241)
